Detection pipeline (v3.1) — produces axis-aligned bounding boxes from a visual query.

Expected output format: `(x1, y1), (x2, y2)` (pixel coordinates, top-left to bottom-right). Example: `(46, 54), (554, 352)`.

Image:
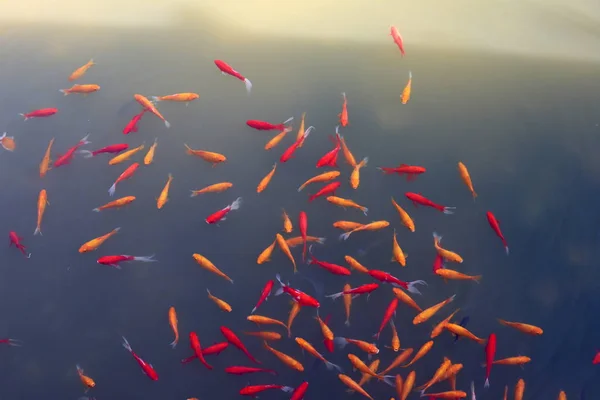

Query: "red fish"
(188, 332), (213, 370)
(121, 336), (158, 380)
(316, 131), (341, 168)
(378, 164), (426, 181)
(220, 326), (261, 364)
(368, 269), (427, 295)
(214, 59), (252, 93)
(79, 143), (129, 158)
(326, 283), (379, 300)
(405, 192), (455, 214)
(484, 333), (496, 388)
(53, 134), (91, 168)
(225, 366), (277, 376)
(308, 246), (350, 276)
(432, 254), (445, 273)
(593, 350), (600, 364)
(309, 181), (341, 202)
(97, 254), (156, 269)
(280, 127), (314, 163)
(240, 385), (293, 396)
(0, 338), (22, 346)
(486, 211), (509, 255)
(374, 298), (398, 340)
(252, 280), (274, 314)
(274, 273), (320, 308)
(123, 110), (147, 134)
(8, 231), (31, 258)
(180, 342), (229, 363)
(290, 382), (309, 400)
(299, 211), (308, 262)
(20, 108), (58, 121)
(247, 117), (293, 131)
(205, 197), (243, 224)
(108, 162), (139, 196)
(390, 26), (405, 56)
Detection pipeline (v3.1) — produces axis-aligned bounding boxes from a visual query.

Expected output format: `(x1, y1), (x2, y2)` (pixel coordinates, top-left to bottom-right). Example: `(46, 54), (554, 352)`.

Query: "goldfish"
(400, 371), (416, 400)
(338, 374), (373, 400)
(264, 129), (289, 150)
(334, 221), (365, 231)
(430, 308), (460, 339)
(444, 323), (486, 345)
(257, 239), (277, 264)
(76, 364), (96, 389)
(184, 144), (226, 166)
(391, 229), (407, 266)
(275, 274), (319, 307)
(134, 94), (170, 128)
(433, 232), (464, 263)
(391, 197), (415, 232)
(276, 233), (297, 273)
(298, 211), (308, 261)
(80, 144), (129, 158)
(298, 170), (340, 192)
(251, 280), (274, 314)
(122, 110), (147, 135)
(357, 359), (380, 388)
(402, 341), (433, 367)
(180, 342), (229, 363)
(327, 283), (379, 300)
(247, 315), (287, 330)
(207, 289), (232, 312)
(419, 358), (452, 394)
(287, 302), (302, 338)
(257, 163), (277, 193)
(284, 235), (324, 247)
(340, 220), (390, 241)
(59, 84), (100, 95)
(54, 134), (91, 167)
(280, 126), (314, 162)
(221, 326), (260, 364)
(190, 182), (233, 196)
(558, 391), (566, 400)
(121, 336), (158, 380)
(413, 295), (456, 325)
(487, 211), (509, 255)
(205, 197), (243, 224)
(483, 356), (531, 366)
(92, 196), (136, 212)
(168, 306), (179, 348)
(240, 385), (293, 396)
(339, 134), (357, 167)
(78, 227), (120, 253)
(295, 337), (341, 371)
(214, 59), (252, 93)
(484, 333), (496, 387)
(369, 270), (426, 294)
(350, 157), (368, 189)
(390, 26), (405, 56)
(423, 391), (467, 399)
(347, 354), (391, 383)
(244, 331), (281, 341)
(345, 255), (370, 274)
(187, 332), (213, 370)
(296, 112), (307, 147)
(343, 283), (352, 326)
(263, 341), (303, 371)
(339, 92), (349, 127)
(108, 163), (139, 196)
(192, 253), (233, 283)
(374, 298), (398, 340)
(39, 138), (55, 178)
(20, 107), (58, 120)
(156, 174), (173, 209)
(34, 189), (48, 236)
(379, 164), (426, 181)
(0, 133), (15, 151)
(435, 269), (481, 283)
(225, 366), (277, 376)
(8, 231), (31, 258)
(392, 288), (422, 312)
(316, 132), (341, 168)
(327, 196), (368, 215)
(247, 117), (293, 131)
(334, 337), (379, 356)
(401, 71), (412, 104)
(405, 192), (455, 214)
(394, 374), (403, 400)
(97, 254), (156, 269)
(458, 162), (477, 199)
(386, 321), (400, 351)
(515, 379), (525, 400)
(109, 144), (144, 166)
(144, 138), (158, 165)
(151, 92), (199, 104)
(497, 319), (543, 336)
(281, 209), (293, 233)
(69, 59), (95, 81)
(316, 314), (334, 342)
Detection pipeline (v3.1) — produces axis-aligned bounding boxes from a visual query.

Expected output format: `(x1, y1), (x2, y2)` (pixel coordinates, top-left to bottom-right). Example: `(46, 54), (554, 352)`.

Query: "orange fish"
(515, 379), (525, 400)
(243, 331), (281, 341)
(430, 308), (460, 339)
(391, 229), (407, 267)
(458, 162), (477, 199)
(79, 227), (120, 253)
(246, 315), (287, 330)
(444, 323), (486, 345)
(144, 138), (158, 165)
(39, 138), (55, 178)
(339, 92), (349, 127)
(76, 364), (95, 389)
(334, 337), (379, 356)
(394, 374), (403, 400)
(391, 197), (415, 232)
(287, 302), (302, 338)
(385, 320), (400, 352)
(380, 349), (414, 375)
(257, 239), (277, 264)
(69, 59), (95, 81)
(357, 359), (380, 388)
(433, 232), (463, 263)
(340, 220), (389, 241)
(34, 189), (48, 236)
(484, 356), (531, 366)
(60, 84), (100, 95)
(298, 171), (340, 192)
(207, 289), (232, 312)
(152, 93), (199, 104)
(400, 370), (415, 400)
(190, 182), (233, 196)
(338, 374), (373, 400)
(401, 71), (412, 104)
(265, 129), (290, 150)
(339, 133), (357, 167)
(157, 174), (173, 209)
(343, 283), (352, 326)
(192, 253), (233, 283)
(421, 391), (466, 399)
(134, 94), (170, 128)
(184, 144), (226, 166)
(350, 157), (368, 190)
(281, 209), (293, 233)
(285, 236), (326, 247)
(108, 163), (139, 196)
(402, 341), (433, 368)
(296, 112), (307, 147)
(419, 357), (451, 394)
(295, 337), (341, 370)
(334, 221), (365, 231)
(558, 390), (566, 400)
(392, 288), (422, 313)
(327, 196), (368, 215)
(168, 306), (179, 348)
(497, 319), (543, 336)
(257, 163), (277, 193)
(276, 233), (297, 273)
(109, 144), (144, 166)
(435, 269), (481, 283)
(413, 295), (456, 325)
(263, 341), (304, 372)
(0, 132), (16, 151)
(345, 256), (370, 274)
(93, 196), (136, 212)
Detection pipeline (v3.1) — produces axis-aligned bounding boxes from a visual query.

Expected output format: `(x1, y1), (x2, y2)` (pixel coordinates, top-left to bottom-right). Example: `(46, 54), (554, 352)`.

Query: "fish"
(390, 26), (405, 56)
(290, 382), (309, 400)
(122, 110), (147, 134)
(79, 143), (129, 158)
(108, 163), (139, 196)
(378, 164), (426, 181)
(298, 171), (340, 192)
(214, 59), (252, 93)
(338, 374), (373, 400)
(339, 134), (357, 167)
(190, 182), (233, 196)
(430, 308), (460, 339)
(400, 371), (416, 400)
(257, 163), (277, 193)
(394, 374), (403, 400)
(484, 333), (496, 387)
(339, 93), (349, 127)
(78, 227), (120, 253)
(402, 341), (433, 367)
(593, 350), (600, 364)
(515, 379), (525, 400)
(54, 134), (91, 167)
(134, 94), (170, 128)
(240, 385), (293, 396)
(274, 274), (320, 308)
(350, 157), (368, 189)
(432, 254), (445, 273)
(487, 211), (509, 255)
(326, 283), (379, 300)
(97, 254), (156, 269)
(257, 239), (277, 264)
(109, 144), (144, 165)
(59, 84), (100, 95)
(339, 220), (390, 241)
(558, 391), (566, 400)
(344, 256), (370, 274)
(308, 246), (351, 276)
(454, 316), (470, 342)
(458, 162), (477, 199)
(401, 71), (412, 104)
(343, 283), (352, 326)
(225, 366), (277, 376)
(497, 319), (543, 336)
(9, 231), (31, 258)
(0, 132), (16, 151)
(413, 295), (456, 325)
(391, 197), (415, 232)
(69, 59), (95, 81)
(221, 326), (260, 364)
(188, 332), (213, 370)
(374, 298), (398, 340)
(205, 197), (243, 224)
(265, 129), (290, 150)
(39, 138), (55, 178)
(369, 269), (426, 294)
(246, 315), (287, 330)
(251, 280), (274, 313)
(243, 331), (281, 341)
(333, 337), (379, 357)
(121, 336), (159, 380)
(444, 323), (486, 345)
(433, 232), (464, 263)
(144, 138), (158, 165)
(419, 358), (452, 395)
(392, 288), (422, 312)
(391, 229), (407, 267)
(151, 93), (199, 104)
(180, 342), (229, 362)
(192, 253), (233, 283)
(287, 302), (302, 338)
(76, 364), (95, 390)
(316, 131), (341, 168)
(20, 108), (58, 120)
(281, 209), (293, 233)
(423, 391), (467, 399)
(276, 233), (297, 273)
(296, 112), (307, 147)
(334, 221), (365, 231)
(92, 196), (136, 212)
(168, 306), (179, 348)
(347, 354), (392, 383)
(357, 359), (381, 389)
(327, 196), (368, 215)
(295, 337), (341, 371)
(34, 189), (49, 236)
(156, 174), (173, 209)
(206, 289), (232, 312)
(435, 269), (481, 283)
(247, 117), (293, 131)
(483, 356), (531, 366)
(280, 126), (314, 162)
(298, 211), (308, 261)
(184, 144), (226, 166)
(405, 192), (455, 214)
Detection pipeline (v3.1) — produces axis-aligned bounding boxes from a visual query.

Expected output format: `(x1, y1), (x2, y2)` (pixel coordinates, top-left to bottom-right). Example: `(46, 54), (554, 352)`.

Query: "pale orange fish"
(190, 182), (233, 196)
(134, 94), (170, 128)
(392, 288), (422, 313)
(79, 227), (120, 253)
(334, 221), (365, 231)
(243, 331), (281, 341)
(276, 233), (297, 273)
(92, 196), (136, 212)
(144, 138), (158, 165)
(391, 229), (407, 266)
(402, 341), (433, 368)
(380, 348), (414, 375)
(184, 144), (226, 166)
(484, 356), (531, 366)
(39, 138), (55, 178)
(413, 295), (456, 325)
(156, 173), (173, 209)
(34, 189), (48, 235)
(281, 209), (293, 233)
(350, 157), (368, 189)
(69, 59), (95, 81)
(287, 301), (301, 338)
(357, 359), (380, 388)
(0, 132), (16, 151)
(296, 337), (341, 370)
(168, 306), (179, 348)
(401, 71), (412, 104)
(263, 341), (304, 372)
(431, 308), (460, 339)
(152, 92), (199, 104)
(400, 370), (415, 400)
(109, 144), (144, 166)
(76, 364), (95, 389)
(192, 253), (233, 283)
(298, 171), (340, 192)
(458, 162), (477, 199)
(339, 132), (357, 167)
(285, 236), (326, 247)
(340, 220), (389, 241)
(327, 196), (368, 215)
(435, 269), (481, 283)
(257, 239), (277, 264)
(515, 379), (525, 400)
(338, 374), (373, 400)
(345, 256), (370, 274)
(433, 232), (463, 263)
(247, 315), (287, 329)
(385, 320), (400, 351)
(339, 92), (349, 127)
(497, 319), (543, 336)
(391, 197), (415, 232)
(60, 84), (100, 95)
(257, 163), (277, 193)
(207, 289), (232, 312)
(265, 129), (289, 150)
(343, 283), (352, 326)
(296, 112), (307, 147)
(444, 323), (486, 345)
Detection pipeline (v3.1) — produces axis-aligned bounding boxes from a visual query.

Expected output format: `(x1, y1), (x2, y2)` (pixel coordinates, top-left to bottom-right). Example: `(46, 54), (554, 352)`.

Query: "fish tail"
(108, 183), (116, 197)
(230, 197), (243, 211)
(339, 232), (351, 241)
(59, 89), (69, 96)
(325, 360), (343, 372)
(121, 336), (132, 352)
(325, 292), (343, 300)
(151, 96), (161, 102)
(473, 275), (482, 284)
(505, 245), (510, 255)
(133, 254), (157, 262)
(19, 113), (28, 121)
(244, 78), (252, 94)
(33, 226), (41, 236)
(190, 190), (199, 197)
(164, 120), (171, 128)
(78, 150), (93, 158)
(443, 206), (456, 214)
(333, 337), (348, 349)
(406, 280), (427, 295)
(92, 207), (100, 212)
(169, 339), (177, 349)
(302, 241), (307, 263)
(362, 207), (368, 216)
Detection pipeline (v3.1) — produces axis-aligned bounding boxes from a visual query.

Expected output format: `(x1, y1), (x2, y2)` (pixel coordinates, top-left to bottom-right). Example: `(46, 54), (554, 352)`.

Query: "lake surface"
(1, 18), (600, 400)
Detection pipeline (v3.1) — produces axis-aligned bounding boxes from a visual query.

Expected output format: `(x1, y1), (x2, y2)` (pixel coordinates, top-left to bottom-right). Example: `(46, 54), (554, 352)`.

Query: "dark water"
(1, 16), (600, 400)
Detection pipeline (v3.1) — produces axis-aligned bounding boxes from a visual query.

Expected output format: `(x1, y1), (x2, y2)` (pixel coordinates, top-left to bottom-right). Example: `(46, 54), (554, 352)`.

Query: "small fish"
(121, 336), (159, 380)
(487, 211), (509, 255)
(192, 253), (233, 283)
(243, 331), (281, 341)
(334, 221), (365, 231)
(225, 366), (277, 376)
(180, 342), (229, 363)
(274, 273), (320, 308)
(257, 239), (277, 264)
(276, 233), (297, 273)
(290, 382), (309, 400)
(280, 126), (313, 162)
(390, 26), (405, 56)
(298, 171), (340, 192)
(401, 370), (416, 400)
(405, 192), (454, 214)
(156, 173), (173, 209)
(20, 108), (58, 120)
(419, 358), (452, 394)
(54, 134), (91, 168)
(9, 231), (31, 258)
(392, 288), (422, 312)
(134, 94), (170, 128)
(39, 138), (55, 178)
(76, 364), (96, 389)
(298, 211), (308, 261)
(151, 93), (199, 104)
(240, 385), (293, 396)
(190, 182), (233, 196)
(374, 298), (398, 340)
(205, 197), (243, 224)
(184, 144), (226, 166)
(257, 163), (277, 193)
(168, 306), (179, 348)
(285, 236), (326, 247)
(458, 162), (477, 199)
(515, 379), (525, 400)
(188, 332), (213, 370)
(93, 196), (136, 212)
(338, 374), (373, 400)
(69, 59), (95, 81)
(402, 341), (433, 368)
(391, 197), (415, 232)
(59, 84), (100, 95)
(122, 110), (147, 135)
(327, 283), (379, 300)
(316, 130), (341, 168)
(339, 221), (390, 241)
(369, 269), (426, 294)
(282, 209), (293, 233)
(430, 308), (460, 339)
(214, 59), (252, 93)
(207, 289), (232, 312)
(79, 227), (120, 253)
(350, 157), (368, 189)
(413, 295), (456, 325)
(247, 315), (287, 329)
(327, 196), (368, 215)
(435, 268), (481, 283)
(379, 164), (426, 181)
(423, 391), (467, 399)
(484, 333), (496, 388)
(144, 138), (158, 165)
(109, 144), (144, 165)
(339, 134), (357, 167)
(333, 337), (379, 357)
(497, 319), (543, 336)
(247, 117), (294, 132)
(0, 132), (16, 151)
(454, 316), (470, 342)
(343, 283), (352, 326)
(97, 254), (156, 269)
(287, 302), (302, 338)
(108, 163), (139, 196)
(308, 246), (351, 276)
(483, 356), (531, 366)
(344, 256), (370, 274)
(401, 71), (412, 104)
(444, 323), (486, 345)
(385, 320), (400, 351)
(295, 337), (341, 371)
(433, 232), (464, 263)
(251, 280), (274, 313)
(391, 229), (407, 267)
(221, 326), (260, 364)
(79, 144), (129, 158)
(265, 129), (290, 150)
(339, 93), (349, 127)
(296, 112), (307, 147)
(34, 189), (49, 236)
